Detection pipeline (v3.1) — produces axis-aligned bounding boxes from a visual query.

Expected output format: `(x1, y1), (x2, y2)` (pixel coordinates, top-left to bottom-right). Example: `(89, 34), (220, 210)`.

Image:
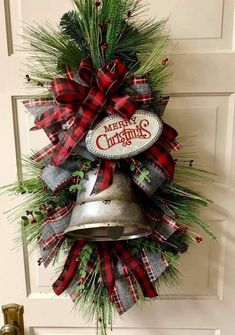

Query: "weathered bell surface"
(64, 169), (150, 241)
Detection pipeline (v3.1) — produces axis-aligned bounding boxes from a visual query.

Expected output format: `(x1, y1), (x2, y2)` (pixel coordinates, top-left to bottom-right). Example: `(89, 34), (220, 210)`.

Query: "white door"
(0, 1), (235, 334)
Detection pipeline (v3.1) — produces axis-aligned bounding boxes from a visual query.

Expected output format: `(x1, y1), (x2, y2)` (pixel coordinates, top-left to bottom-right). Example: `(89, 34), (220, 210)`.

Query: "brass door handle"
(1, 324), (19, 335)
(0, 304), (24, 335)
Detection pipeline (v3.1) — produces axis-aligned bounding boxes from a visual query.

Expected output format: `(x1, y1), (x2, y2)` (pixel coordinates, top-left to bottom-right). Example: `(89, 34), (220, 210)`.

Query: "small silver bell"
(64, 169), (150, 241)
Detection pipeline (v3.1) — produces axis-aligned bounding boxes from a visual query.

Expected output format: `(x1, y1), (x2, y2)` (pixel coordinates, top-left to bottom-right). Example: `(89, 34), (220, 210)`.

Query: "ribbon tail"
(113, 242), (158, 298)
(52, 118), (86, 166)
(141, 249), (169, 282)
(91, 159), (116, 195)
(52, 240), (86, 295)
(152, 214), (179, 241)
(31, 143), (55, 163)
(161, 123), (178, 142)
(111, 262), (139, 315)
(153, 95), (170, 117)
(41, 164), (74, 192)
(39, 238), (64, 268)
(145, 122), (179, 180)
(97, 242), (115, 296)
(39, 202), (74, 267)
(147, 143), (175, 179)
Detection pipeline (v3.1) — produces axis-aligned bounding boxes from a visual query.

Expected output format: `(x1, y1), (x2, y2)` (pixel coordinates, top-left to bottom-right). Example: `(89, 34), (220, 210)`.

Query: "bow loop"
(108, 95), (136, 119)
(53, 78), (88, 104)
(96, 68), (119, 95)
(30, 59), (133, 167)
(78, 59), (94, 85)
(96, 59), (130, 96)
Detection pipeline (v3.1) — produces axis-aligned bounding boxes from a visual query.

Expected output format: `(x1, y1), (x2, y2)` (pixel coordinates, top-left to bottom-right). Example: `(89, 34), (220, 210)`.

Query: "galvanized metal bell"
(64, 169), (150, 241)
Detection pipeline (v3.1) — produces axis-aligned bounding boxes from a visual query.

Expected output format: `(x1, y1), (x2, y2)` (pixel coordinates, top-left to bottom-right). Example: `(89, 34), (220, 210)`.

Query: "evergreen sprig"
(60, 10), (89, 57)
(22, 0), (171, 87)
(73, 0), (102, 68)
(23, 23), (84, 80)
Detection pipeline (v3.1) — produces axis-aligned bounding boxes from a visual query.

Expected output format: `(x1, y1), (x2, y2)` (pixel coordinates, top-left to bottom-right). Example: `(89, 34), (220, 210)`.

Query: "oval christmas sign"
(85, 110), (163, 159)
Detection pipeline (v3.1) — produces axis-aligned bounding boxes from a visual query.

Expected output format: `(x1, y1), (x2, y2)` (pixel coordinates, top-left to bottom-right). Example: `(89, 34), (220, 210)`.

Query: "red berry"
(195, 236), (203, 244)
(162, 57), (169, 65)
(98, 21), (104, 29)
(132, 159), (139, 166)
(26, 210), (33, 216)
(100, 42), (108, 52)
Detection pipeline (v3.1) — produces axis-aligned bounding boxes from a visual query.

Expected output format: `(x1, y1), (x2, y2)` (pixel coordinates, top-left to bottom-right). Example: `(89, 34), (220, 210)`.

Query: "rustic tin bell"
(64, 169), (150, 241)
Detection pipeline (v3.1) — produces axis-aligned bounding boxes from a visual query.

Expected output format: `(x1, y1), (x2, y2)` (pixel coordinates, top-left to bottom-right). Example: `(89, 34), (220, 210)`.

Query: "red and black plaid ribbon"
(130, 74), (153, 105)
(146, 122), (178, 179)
(97, 242), (115, 296)
(32, 59), (136, 167)
(113, 242), (158, 298)
(53, 240), (85, 295)
(91, 159), (116, 195)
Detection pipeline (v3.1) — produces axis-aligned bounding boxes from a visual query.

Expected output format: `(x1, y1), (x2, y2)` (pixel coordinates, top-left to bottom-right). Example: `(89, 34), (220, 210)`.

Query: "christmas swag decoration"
(4, 1), (216, 334)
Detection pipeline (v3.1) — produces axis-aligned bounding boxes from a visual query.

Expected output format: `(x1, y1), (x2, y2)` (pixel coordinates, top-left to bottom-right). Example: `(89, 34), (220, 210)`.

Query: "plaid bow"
(30, 59), (136, 167)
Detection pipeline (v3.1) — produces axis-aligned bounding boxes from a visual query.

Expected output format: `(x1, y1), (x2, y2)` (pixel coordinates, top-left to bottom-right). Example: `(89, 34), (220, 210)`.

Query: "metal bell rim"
(65, 222), (151, 241)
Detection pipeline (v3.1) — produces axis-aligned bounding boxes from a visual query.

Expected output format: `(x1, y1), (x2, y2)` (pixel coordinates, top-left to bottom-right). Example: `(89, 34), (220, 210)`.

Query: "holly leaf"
(138, 174), (145, 182)
(142, 169), (150, 176)
(73, 171), (85, 178)
(69, 184), (84, 192)
(84, 160), (92, 168)
(34, 211), (44, 221)
(80, 270), (87, 278)
(77, 284), (85, 291)
(21, 216), (29, 226)
(130, 163), (136, 172)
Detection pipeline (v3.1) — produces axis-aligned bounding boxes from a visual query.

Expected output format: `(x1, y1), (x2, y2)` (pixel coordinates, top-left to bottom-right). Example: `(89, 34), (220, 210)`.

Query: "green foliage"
(161, 183), (217, 240)
(73, 260), (114, 335)
(23, 23), (84, 80)
(69, 184), (84, 192)
(72, 170), (85, 178)
(21, 216), (29, 226)
(6, 3), (217, 333)
(76, 243), (95, 293)
(134, 34), (171, 89)
(73, 0), (102, 68)
(100, 0), (137, 62)
(138, 168), (150, 182)
(22, 0), (171, 88)
(60, 10), (89, 57)
(21, 210), (47, 248)
(130, 163), (136, 171)
(165, 252), (180, 267)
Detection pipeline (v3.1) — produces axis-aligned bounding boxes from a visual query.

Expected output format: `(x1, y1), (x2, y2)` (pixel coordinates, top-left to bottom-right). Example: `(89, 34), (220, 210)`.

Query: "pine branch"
(135, 34), (170, 74)
(73, 0), (102, 68)
(60, 10), (89, 57)
(101, 0), (128, 62)
(22, 23), (83, 80)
